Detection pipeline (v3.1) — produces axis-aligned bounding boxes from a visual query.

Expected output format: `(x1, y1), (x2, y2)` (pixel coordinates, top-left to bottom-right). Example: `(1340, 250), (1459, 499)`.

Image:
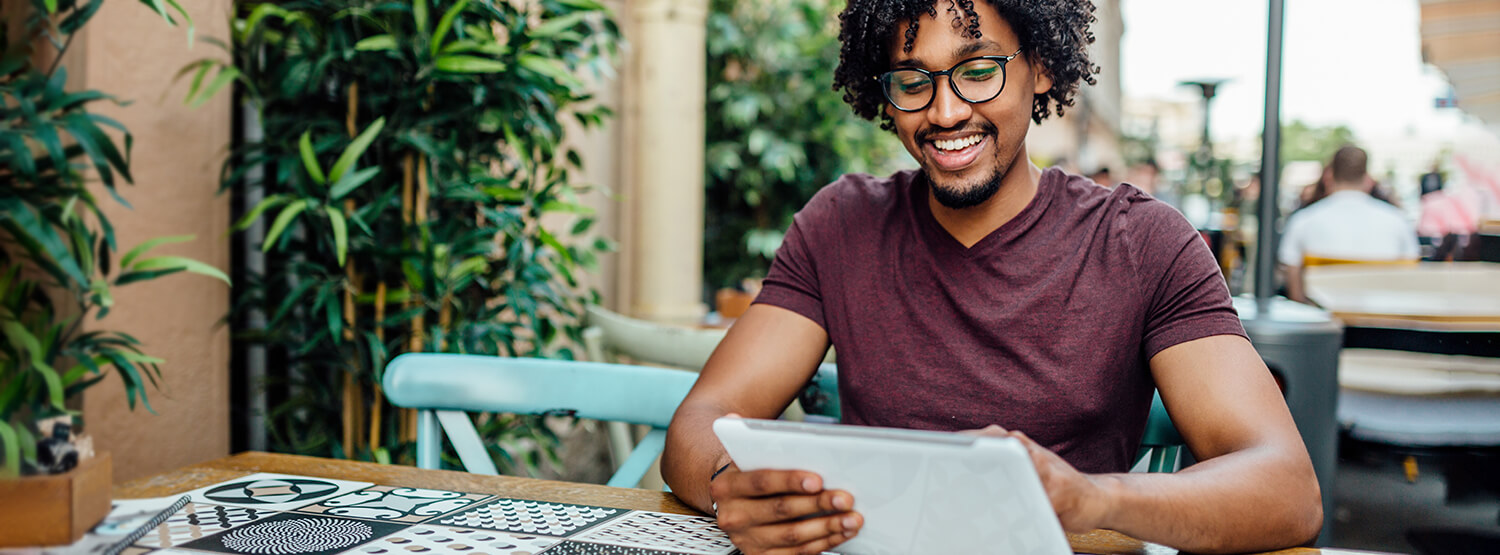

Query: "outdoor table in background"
(117, 452), (1333, 555)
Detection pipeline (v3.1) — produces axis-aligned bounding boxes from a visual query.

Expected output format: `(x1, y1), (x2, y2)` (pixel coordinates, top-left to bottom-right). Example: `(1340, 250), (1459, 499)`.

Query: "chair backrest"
(797, 365), (1185, 472)
(382, 353), (699, 488)
(582, 304), (729, 369)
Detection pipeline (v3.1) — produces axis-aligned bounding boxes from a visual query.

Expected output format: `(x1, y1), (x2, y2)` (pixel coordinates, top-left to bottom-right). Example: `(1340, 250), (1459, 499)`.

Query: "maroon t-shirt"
(755, 168), (1246, 473)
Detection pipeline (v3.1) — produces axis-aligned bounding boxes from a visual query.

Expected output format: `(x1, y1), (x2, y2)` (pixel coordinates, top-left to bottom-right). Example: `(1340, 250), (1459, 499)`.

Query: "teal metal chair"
(797, 364), (1185, 472)
(382, 353), (699, 488)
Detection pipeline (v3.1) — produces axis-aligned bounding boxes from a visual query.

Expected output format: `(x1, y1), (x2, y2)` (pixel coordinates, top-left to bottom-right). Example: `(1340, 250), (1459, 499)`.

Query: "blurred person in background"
(1125, 160), (1159, 196)
(1089, 166), (1113, 187)
(1416, 162), (1480, 261)
(1279, 145), (1419, 304)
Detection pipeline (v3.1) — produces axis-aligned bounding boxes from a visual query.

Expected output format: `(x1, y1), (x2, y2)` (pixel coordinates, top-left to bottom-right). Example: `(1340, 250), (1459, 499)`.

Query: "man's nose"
(926, 76), (972, 129)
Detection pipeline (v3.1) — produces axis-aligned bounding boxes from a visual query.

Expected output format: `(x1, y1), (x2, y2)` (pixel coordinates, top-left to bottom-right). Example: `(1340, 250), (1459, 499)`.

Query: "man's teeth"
(933, 135), (982, 151)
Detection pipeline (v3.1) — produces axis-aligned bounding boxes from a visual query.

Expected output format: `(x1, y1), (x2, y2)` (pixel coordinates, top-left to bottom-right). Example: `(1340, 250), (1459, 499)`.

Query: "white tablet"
(713, 417), (1071, 555)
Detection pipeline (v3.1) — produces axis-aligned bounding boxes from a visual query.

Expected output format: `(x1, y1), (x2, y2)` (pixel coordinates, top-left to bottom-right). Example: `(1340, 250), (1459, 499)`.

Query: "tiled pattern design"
(437, 499), (621, 538)
(136, 503), (273, 548)
(296, 485), (491, 523)
(353, 525), (559, 554)
(570, 512), (736, 555)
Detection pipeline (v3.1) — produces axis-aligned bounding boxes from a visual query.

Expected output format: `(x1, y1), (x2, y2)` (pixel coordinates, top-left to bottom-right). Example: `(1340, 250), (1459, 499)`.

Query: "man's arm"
(1283, 263), (1310, 304)
(662, 304), (862, 555)
(1008, 334), (1321, 554)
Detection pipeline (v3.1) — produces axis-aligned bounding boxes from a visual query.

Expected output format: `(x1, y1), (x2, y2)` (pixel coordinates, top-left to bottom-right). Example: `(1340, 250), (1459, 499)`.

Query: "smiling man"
(661, 1), (1323, 554)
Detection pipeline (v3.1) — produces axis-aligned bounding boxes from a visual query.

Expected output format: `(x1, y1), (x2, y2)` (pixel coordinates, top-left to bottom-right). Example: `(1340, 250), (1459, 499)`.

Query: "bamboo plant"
(189, 0), (618, 472)
(0, 0), (224, 477)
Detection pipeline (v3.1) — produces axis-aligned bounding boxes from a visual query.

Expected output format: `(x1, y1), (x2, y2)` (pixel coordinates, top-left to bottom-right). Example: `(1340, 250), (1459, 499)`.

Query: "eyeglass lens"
(883, 58), (1007, 111)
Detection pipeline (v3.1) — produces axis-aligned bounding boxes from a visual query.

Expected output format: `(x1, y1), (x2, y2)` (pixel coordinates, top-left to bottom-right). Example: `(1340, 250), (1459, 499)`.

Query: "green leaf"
(556, 0), (606, 10)
(328, 117), (385, 183)
(413, 0), (429, 32)
(0, 198), (89, 286)
(2, 321), (66, 412)
(539, 200), (594, 215)
(434, 55), (507, 74)
(324, 206), (348, 266)
(355, 35), (399, 52)
(113, 267), (186, 286)
(537, 228), (573, 266)
(429, 0), (471, 57)
(531, 12), (588, 38)
(519, 55), (583, 89)
(120, 234), (194, 270)
(329, 167), (380, 200)
(130, 256), (230, 284)
(231, 195), (290, 232)
(189, 66), (240, 108)
(262, 199), (310, 252)
(299, 131), (327, 184)
(0, 421), (19, 478)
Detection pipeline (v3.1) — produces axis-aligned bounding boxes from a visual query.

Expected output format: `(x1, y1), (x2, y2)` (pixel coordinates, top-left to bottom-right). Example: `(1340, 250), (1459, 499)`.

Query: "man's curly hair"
(834, 0), (1098, 129)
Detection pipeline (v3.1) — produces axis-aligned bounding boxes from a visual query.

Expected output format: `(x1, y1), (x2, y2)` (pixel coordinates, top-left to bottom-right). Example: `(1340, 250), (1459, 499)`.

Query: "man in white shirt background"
(1278, 145), (1420, 305)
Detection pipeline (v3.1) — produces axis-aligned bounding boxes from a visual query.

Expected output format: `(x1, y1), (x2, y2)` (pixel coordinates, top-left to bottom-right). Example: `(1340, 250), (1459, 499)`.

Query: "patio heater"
(1235, 0), (1343, 544)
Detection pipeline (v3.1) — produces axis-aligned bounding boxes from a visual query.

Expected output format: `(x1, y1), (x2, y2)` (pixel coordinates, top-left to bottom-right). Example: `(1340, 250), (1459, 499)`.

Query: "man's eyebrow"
(890, 39), (1008, 70)
(956, 39), (1006, 60)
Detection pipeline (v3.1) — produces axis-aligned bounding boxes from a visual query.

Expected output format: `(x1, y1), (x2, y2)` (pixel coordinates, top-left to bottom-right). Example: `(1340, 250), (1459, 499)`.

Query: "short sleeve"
(754, 220), (827, 330)
(1133, 203), (1247, 360)
(1278, 214), (1306, 267)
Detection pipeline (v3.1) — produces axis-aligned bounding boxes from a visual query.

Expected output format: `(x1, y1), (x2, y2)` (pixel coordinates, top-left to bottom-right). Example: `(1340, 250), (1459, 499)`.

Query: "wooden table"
(117, 452), (1325, 555)
(1306, 262), (1500, 329)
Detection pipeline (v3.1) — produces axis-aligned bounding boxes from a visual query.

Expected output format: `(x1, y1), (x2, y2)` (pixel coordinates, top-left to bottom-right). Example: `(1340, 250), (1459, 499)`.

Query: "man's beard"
(927, 168), (1004, 209)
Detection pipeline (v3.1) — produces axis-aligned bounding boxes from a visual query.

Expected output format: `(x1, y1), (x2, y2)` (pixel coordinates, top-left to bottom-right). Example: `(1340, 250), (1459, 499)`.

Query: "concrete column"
(79, 0), (233, 483)
(625, 0), (708, 324)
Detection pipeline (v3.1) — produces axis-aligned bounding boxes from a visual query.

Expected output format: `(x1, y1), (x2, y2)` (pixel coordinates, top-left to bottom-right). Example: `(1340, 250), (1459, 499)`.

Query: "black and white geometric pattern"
(354, 525), (560, 554)
(136, 503), (272, 548)
(437, 499), (621, 537)
(571, 512), (736, 555)
(539, 541), (694, 555)
(185, 473), (373, 512)
(178, 512), (404, 555)
(296, 485), (491, 523)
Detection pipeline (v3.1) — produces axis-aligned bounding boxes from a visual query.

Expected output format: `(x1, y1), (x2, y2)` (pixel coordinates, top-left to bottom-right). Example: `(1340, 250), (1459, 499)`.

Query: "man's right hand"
(708, 465), (863, 555)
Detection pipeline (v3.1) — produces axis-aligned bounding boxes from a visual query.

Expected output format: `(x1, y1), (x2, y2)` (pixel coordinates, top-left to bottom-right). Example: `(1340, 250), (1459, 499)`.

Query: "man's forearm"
(1094, 445), (1321, 553)
(661, 402), (735, 513)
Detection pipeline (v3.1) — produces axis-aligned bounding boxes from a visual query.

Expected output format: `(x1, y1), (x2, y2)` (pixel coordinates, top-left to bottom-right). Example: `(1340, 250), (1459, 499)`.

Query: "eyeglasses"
(875, 48), (1023, 112)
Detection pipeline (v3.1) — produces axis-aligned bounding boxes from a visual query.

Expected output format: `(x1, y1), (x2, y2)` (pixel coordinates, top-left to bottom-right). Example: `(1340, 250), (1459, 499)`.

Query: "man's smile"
(923, 132), (990, 172)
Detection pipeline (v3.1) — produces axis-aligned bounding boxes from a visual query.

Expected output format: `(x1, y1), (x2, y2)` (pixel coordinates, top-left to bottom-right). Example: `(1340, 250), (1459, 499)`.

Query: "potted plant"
(0, 0), (223, 546)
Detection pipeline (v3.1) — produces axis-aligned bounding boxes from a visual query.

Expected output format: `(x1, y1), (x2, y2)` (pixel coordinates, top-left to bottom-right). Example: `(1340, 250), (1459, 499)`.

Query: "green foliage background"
(192, 0), (618, 472)
(0, 0), (220, 477)
(703, 0), (905, 290)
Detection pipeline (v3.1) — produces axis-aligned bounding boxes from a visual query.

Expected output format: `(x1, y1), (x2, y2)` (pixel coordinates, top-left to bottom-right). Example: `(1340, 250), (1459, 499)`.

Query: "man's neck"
(928, 161), (1043, 248)
(1328, 181), (1366, 195)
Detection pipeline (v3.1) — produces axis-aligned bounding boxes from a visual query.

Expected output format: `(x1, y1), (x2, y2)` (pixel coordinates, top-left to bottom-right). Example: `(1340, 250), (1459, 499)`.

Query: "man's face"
(886, 2), (1052, 208)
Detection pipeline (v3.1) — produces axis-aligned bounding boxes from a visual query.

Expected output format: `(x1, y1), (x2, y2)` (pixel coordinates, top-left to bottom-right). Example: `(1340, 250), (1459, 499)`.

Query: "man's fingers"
(726, 468), (822, 498)
(750, 511), (863, 554)
(958, 424), (1010, 437)
(716, 490), (852, 530)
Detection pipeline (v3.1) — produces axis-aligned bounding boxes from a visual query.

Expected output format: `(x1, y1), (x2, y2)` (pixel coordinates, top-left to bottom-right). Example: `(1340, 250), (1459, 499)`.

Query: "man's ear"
(1031, 60), (1054, 95)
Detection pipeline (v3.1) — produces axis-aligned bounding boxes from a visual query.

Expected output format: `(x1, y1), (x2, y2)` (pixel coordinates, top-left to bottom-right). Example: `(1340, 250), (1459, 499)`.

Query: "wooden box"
(0, 453), (113, 547)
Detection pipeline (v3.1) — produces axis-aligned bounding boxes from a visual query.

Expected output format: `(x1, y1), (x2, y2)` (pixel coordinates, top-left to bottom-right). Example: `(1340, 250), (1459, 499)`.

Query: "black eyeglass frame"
(875, 48), (1024, 113)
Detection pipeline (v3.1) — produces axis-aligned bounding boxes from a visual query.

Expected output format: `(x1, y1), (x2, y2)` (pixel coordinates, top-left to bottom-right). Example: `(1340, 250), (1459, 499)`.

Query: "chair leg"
(417, 410), (441, 470)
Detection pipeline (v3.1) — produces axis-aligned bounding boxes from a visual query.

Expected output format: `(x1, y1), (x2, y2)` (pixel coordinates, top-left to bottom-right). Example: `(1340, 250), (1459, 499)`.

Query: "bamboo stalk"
(370, 282), (387, 451)
(344, 198), (364, 457)
(403, 153), (430, 444)
(402, 154), (414, 225)
(345, 82), (360, 137)
(341, 81), (362, 458)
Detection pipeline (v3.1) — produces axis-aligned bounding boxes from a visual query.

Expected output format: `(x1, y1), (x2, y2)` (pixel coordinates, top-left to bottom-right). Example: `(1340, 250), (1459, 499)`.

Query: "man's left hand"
(963, 425), (1116, 533)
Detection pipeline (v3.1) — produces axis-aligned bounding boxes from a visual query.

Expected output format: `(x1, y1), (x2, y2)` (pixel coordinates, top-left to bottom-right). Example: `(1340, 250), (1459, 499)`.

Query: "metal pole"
(1256, 0), (1286, 313)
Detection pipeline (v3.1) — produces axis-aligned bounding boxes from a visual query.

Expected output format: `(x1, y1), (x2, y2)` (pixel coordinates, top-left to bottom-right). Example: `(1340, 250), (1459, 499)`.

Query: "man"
(663, 1), (1322, 554)
(1279, 145), (1419, 304)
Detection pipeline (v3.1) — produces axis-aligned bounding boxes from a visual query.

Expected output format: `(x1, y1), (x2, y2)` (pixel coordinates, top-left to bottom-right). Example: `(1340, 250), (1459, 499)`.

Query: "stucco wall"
(78, 0), (234, 483)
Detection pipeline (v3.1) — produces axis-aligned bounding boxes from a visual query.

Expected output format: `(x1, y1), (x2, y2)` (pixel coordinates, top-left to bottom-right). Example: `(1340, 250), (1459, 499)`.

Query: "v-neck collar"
(912, 168), (1058, 258)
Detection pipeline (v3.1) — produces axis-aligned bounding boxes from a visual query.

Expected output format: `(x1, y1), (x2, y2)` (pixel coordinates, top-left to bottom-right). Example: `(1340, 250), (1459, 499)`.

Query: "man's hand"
(964, 425), (1115, 533)
(708, 465), (863, 555)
